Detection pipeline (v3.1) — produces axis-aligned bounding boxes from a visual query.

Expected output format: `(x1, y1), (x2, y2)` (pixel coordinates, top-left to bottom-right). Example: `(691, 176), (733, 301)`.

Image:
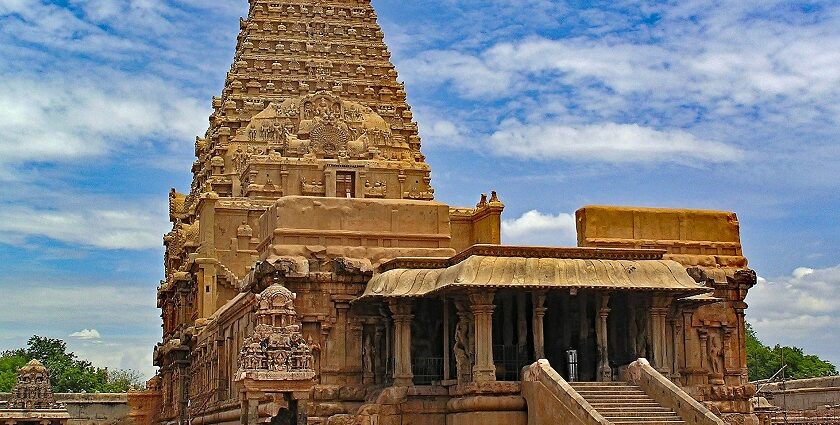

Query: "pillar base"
(393, 375), (414, 386)
(472, 367), (496, 382)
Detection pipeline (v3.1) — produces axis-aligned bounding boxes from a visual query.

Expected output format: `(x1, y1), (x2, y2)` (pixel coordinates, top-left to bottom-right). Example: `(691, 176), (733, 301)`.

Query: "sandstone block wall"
(0, 393), (130, 425)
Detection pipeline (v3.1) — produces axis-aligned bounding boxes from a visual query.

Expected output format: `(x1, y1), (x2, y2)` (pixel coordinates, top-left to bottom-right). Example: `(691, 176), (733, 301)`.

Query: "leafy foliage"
(0, 336), (144, 393)
(746, 323), (837, 381)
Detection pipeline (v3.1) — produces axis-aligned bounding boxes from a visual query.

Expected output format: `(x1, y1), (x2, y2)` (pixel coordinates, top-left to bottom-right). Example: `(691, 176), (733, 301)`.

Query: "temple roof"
(359, 248), (711, 300)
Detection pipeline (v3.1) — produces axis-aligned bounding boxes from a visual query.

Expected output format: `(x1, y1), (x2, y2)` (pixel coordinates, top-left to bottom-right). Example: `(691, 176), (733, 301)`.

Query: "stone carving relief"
(453, 299), (475, 383)
(237, 284), (315, 380)
(300, 178), (326, 195)
(708, 332), (725, 377)
(233, 92), (404, 161)
(363, 180), (387, 198)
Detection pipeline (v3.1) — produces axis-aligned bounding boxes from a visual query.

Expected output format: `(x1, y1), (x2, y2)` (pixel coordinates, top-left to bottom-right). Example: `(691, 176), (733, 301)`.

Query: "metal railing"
(411, 357), (444, 385)
(494, 345), (533, 381)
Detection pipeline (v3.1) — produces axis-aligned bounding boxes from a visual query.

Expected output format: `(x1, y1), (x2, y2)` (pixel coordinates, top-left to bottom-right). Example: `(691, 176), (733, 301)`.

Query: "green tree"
(0, 336), (144, 393)
(746, 323), (837, 381)
(0, 353), (29, 392)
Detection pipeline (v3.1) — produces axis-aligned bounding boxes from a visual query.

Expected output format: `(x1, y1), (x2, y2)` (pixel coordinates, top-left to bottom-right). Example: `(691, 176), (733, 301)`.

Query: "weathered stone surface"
(144, 2), (761, 425)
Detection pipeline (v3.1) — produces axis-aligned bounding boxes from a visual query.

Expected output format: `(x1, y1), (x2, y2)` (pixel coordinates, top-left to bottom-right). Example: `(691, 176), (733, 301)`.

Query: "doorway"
(336, 172), (355, 198)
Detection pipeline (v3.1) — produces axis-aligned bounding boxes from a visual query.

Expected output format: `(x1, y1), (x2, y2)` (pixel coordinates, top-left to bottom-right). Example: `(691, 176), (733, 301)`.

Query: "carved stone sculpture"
(236, 284), (314, 380)
(9, 360), (62, 410)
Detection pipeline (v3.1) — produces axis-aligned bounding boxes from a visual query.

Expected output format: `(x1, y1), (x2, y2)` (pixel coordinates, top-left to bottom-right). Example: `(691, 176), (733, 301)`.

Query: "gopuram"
(0, 360), (70, 425)
(138, 1), (760, 425)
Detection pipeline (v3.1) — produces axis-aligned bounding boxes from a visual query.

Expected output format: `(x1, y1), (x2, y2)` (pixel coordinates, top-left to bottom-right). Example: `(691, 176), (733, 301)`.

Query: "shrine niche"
(0, 360), (70, 425)
(233, 92), (403, 161)
(236, 284), (315, 382)
(9, 360), (61, 410)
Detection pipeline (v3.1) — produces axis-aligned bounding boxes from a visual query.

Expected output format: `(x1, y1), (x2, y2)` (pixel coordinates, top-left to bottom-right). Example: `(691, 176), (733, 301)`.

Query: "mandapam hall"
(132, 1), (760, 425)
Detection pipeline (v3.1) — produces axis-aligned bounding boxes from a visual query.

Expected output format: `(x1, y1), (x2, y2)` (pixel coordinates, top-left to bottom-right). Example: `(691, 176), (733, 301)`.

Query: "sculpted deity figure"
(453, 314), (473, 383)
(709, 333), (724, 376)
(362, 332), (375, 375)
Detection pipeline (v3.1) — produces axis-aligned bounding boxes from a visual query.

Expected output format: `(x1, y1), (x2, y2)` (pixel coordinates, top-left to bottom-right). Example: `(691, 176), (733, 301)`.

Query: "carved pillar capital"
(468, 289), (496, 307)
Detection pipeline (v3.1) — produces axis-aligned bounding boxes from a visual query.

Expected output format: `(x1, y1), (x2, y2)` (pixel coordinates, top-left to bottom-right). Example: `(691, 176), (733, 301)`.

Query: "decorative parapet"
(521, 360), (611, 425)
(625, 358), (727, 425)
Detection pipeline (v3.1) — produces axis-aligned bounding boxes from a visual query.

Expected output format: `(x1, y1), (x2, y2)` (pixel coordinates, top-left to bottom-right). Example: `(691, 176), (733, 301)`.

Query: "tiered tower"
(189, 0), (432, 203)
(156, 2), (500, 424)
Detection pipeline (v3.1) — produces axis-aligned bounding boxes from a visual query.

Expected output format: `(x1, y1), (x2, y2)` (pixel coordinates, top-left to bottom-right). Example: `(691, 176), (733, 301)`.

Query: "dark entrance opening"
(411, 298), (444, 385)
(544, 291), (598, 381)
(492, 291), (535, 381)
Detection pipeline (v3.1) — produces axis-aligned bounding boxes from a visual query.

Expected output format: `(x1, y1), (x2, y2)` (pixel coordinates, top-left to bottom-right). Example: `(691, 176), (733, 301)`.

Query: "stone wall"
(0, 393), (130, 425)
(760, 377), (840, 411)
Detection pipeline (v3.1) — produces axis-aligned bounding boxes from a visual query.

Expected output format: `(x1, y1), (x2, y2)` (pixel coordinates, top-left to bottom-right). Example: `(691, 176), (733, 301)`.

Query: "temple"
(0, 360), (70, 425)
(140, 1), (760, 425)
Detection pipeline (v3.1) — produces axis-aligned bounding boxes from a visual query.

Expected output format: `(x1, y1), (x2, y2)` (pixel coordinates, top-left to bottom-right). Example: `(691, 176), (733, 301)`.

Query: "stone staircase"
(570, 381), (687, 425)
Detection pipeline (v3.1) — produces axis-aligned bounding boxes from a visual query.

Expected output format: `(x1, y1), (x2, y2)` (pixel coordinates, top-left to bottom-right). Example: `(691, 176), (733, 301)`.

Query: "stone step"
(571, 381), (637, 386)
(575, 389), (649, 396)
(584, 398), (660, 407)
(600, 411), (684, 419)
(570, 380), (687, 425)
(594, 406), (673, 414)
(581, 395), (656, 402)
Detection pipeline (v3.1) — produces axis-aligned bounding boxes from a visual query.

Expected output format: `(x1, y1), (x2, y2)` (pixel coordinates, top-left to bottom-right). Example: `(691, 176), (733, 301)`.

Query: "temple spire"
(185, 0), (431, 202)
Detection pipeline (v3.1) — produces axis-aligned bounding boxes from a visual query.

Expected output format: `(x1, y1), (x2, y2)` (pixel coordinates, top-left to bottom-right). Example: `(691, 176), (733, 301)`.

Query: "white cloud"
(746, 264), (840, 367)
(0, 75), (206, 165)
(489, 120), (743, 163)
(0, 202), (169, 250)
(69, 329), (102, 340)
(502, 210), (577, 246)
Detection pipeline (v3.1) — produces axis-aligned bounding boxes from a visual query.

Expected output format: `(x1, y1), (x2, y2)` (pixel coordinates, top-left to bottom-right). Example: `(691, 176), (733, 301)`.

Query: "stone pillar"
(242, 391), (262, 425)
(735, 308), (749, 382)
(389, 299), (414, 386)
(443, 298), (451, 381)
(649, 297), (671, 374)
(596, 293), (611, 382)
(698, 329), (709, 372)
(374, 324), (385, 384)
(324, 170), (336, 197)
(469, 290), (497, 382)
(328, 300), (350, 376)
(723, 327), (735, 376)
(671, 314), (683, 379)
(532, 291), (547, 359)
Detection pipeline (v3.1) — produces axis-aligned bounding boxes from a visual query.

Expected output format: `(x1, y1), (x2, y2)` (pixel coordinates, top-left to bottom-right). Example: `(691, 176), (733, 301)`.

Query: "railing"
(411, 357), (444, 385)
(521, 360), (611, 425)
(494, 345), (534, 381)
(626, 358), (726, 425)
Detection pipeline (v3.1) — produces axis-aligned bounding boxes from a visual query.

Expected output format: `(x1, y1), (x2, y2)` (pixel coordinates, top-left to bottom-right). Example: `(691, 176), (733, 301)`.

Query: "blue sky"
(0, 0), (838, 379)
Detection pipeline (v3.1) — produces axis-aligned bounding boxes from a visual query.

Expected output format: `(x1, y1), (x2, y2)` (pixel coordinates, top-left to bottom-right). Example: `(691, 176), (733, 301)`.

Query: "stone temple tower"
(191, 0), (433, 202)
(149, 2), (758, 425)
(156, 1), (504, 424)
